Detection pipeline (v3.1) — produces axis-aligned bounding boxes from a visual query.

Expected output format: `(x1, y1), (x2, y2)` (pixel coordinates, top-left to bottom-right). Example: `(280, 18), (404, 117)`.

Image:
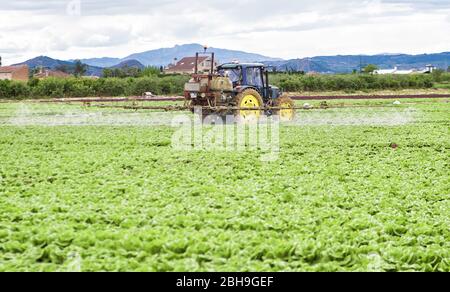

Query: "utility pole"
(348, 56), (350, 73)
(359, 56), (363, 73)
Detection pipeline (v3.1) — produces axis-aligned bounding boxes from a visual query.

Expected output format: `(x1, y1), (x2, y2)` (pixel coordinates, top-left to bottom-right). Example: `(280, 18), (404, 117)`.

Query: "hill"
(72, 57), (121, 68)
(15, 56), (104, 76)
(81, 44), (282, 67)
(110, 59), (145, 69)
(14, 57), (145, 77)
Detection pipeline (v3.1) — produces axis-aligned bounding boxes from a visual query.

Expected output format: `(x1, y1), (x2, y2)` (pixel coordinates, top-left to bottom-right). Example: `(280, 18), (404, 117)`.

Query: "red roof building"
(34, 68), (71, 79)
(0, 65), (29, 81)
(165, 56), (218, 74)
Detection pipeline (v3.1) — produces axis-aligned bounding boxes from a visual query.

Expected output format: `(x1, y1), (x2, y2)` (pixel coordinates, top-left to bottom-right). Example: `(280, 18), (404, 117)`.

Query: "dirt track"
(1, 93), (449, 104)
(290, 94), (450, 100)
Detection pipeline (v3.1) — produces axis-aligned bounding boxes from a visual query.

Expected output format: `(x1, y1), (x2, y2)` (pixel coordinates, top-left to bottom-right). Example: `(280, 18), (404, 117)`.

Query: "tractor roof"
(219, 63), (265, 69)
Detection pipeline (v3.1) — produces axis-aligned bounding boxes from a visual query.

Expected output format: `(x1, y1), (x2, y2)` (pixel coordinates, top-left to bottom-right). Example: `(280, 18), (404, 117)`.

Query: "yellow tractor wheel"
(235, 89), (264, 123)
(275, 95), (295, 122)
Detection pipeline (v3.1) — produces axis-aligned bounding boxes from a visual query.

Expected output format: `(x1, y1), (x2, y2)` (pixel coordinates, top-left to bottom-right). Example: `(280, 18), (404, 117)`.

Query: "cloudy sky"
(0, 0), (449, 64)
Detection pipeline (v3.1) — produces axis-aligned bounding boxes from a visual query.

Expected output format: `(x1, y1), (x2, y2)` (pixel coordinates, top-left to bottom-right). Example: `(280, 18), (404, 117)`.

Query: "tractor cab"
(218, 63), (281, 101)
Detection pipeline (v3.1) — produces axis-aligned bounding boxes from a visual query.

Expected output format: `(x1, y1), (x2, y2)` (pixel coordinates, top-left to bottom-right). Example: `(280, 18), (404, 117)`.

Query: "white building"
(374, 67), (415, 75)
(421, 64), (436, 74)
(374, 64), (436, 75)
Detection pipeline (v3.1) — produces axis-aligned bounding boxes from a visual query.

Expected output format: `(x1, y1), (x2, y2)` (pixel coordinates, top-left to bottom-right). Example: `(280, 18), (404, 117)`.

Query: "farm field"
(0, 98), (448, 272)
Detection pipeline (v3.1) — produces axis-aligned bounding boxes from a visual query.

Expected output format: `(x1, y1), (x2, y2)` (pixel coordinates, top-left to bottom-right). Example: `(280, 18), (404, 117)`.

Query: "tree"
(29, 67), (41, 78)
(140, 66), (161, 77)
(114, 68), (125, 78)
(102, 68), (113, 78)
(123, 66), (141, 78)
(431, 69), (445, 82)
(56, 64), (70, 73)
(363, 64), (378, 74)
(73, 60), (87, 77)
(28, 77), (39, 87)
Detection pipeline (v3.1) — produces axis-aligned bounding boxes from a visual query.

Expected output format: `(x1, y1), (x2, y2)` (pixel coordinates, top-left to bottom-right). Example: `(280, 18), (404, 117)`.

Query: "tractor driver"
(223, 68), (242, 87)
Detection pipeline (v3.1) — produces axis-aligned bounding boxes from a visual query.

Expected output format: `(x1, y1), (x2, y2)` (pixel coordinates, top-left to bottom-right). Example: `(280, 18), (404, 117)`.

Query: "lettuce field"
(0, 99), (448, 271)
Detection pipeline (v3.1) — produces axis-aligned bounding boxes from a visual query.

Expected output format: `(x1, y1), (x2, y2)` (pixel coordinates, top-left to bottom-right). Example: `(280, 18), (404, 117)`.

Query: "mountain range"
(15, 56), (105, 76)
(14, 44), (449, 76)
(265, 52), (450, 73)
(79, 44), (282, 68)
(14, 56), (145, 77)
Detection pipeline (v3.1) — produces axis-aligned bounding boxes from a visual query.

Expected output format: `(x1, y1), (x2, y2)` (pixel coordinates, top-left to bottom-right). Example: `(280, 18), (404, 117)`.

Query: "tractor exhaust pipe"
(211, 52), (215, 75)
(195, 52), (199, 75)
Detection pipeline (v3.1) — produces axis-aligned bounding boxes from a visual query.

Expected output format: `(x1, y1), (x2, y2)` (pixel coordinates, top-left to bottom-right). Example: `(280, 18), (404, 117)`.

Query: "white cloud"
(0, 0), (449, 64)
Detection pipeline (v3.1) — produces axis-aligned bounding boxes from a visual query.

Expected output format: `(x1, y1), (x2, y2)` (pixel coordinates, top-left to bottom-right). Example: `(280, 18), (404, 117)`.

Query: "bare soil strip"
(1, 93), (449, 104)
(290, 94), (450, 100)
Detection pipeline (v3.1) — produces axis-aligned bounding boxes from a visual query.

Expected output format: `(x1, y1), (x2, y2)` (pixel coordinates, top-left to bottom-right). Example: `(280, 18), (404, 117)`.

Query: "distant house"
(422, 64), (436, 74)
(164, 56), (218, 74)
(0, 65), (29, 81)
(34, 68), (71, 79)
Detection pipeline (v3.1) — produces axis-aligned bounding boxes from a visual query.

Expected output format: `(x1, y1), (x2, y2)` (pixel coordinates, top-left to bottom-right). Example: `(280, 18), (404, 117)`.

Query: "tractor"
(184, 51), (295, 122)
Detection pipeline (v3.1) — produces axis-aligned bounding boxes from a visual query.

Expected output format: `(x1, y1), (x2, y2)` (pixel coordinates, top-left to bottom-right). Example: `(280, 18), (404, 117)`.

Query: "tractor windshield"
(246, 67), (264, 87)
(222, 69), (242, 83)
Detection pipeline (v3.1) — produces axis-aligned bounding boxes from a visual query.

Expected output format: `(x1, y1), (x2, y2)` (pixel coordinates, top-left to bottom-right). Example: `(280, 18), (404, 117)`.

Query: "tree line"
(270, 72), (448, 92)
(1, 71), (449, 99)
(0, 75), (189, 99)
